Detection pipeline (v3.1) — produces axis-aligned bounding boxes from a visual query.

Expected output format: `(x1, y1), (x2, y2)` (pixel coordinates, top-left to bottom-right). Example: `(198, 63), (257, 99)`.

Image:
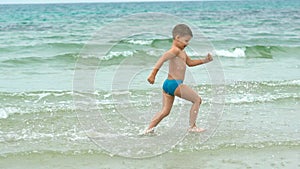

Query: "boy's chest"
(171, 55), (186, 68)
(176, 51), (187, 63)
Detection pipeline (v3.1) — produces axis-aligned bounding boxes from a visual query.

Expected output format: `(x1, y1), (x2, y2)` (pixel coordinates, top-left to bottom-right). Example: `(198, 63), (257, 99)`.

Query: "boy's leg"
(146, 91), (174, 132)
(174, 84), (205, 132)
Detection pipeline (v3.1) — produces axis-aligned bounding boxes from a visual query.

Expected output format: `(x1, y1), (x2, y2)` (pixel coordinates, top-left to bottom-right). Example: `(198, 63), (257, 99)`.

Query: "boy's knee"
(196, 96), (202, 105)
(161, 109), (170, 117)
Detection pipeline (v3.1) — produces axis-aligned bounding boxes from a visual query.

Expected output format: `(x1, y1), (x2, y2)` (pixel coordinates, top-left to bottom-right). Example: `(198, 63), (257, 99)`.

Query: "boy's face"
(175, 35), (192, 49)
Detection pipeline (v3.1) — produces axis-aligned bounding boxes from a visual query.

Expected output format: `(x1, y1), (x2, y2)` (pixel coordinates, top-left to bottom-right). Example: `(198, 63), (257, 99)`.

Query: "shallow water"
(0, 0), (299, 168)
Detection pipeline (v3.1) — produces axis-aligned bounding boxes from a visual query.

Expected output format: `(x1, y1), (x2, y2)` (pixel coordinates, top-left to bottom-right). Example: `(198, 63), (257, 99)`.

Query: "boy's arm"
(186, 53), (213, 67)
(147, 52), (176, 84)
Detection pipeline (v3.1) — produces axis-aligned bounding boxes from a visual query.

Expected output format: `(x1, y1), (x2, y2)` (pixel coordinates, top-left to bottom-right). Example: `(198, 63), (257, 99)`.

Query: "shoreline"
(1, 145), (299, 169)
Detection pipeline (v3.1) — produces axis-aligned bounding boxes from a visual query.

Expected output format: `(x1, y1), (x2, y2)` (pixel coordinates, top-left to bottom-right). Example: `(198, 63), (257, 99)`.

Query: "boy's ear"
(175, 35), (180, 40)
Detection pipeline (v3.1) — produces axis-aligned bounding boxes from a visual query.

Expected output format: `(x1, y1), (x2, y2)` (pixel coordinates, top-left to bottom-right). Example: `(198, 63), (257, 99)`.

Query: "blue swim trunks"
(163, 79), (183, 96)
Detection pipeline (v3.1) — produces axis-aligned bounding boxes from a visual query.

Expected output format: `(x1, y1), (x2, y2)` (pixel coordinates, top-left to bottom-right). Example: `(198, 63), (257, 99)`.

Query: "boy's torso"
(168, 50), (187, 80)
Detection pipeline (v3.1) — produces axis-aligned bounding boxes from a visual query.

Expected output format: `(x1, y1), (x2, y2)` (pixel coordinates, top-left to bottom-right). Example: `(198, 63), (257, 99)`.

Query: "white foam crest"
(0, 107), (20, 119)
(0, 109), (9, 119)
(262, 79), (300, 87)
(215, 48), (246, 58)
(282, 79), (300, 86)
(227, 93), (299, 104)
(126, 39), (153, 45)
(102, 50), (135, 60)
(0, 103), (75, 119)
(0, 129), (89, 143)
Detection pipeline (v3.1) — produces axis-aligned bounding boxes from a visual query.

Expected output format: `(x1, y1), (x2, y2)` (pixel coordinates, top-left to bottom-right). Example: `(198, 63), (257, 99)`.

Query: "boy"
(145, 24), (213, 133)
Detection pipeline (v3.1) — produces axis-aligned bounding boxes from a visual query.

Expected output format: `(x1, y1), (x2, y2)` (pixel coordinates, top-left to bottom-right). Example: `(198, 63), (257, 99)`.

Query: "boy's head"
(172, 24), (193, 39)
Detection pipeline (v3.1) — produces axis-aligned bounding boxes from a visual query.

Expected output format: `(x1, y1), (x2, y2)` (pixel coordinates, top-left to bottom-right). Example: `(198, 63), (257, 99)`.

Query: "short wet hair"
(172, 24), (193, 39)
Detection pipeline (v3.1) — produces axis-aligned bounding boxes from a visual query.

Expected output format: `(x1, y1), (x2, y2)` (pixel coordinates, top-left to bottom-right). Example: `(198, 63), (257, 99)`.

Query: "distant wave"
(122, 39), (153, 45)
(215, 48), (246, 58)
(99, 45), (300, 61)
(1, 40), (300, 67)
(1, 52), (79, 67)
(102, 50), (135, 60)
(0, 50), (158, 66)
(120, 38), (172, 47)
(215, 45), (300, 58)
(0, 42), (84, 51)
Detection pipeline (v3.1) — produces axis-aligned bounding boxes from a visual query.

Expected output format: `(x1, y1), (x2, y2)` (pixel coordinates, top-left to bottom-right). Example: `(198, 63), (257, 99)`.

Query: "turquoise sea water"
(0, 0), (299, 168)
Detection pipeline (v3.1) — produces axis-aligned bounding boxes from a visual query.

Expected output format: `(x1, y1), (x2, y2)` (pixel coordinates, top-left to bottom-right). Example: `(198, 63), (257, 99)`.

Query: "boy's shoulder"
(168, 47), (181, 57)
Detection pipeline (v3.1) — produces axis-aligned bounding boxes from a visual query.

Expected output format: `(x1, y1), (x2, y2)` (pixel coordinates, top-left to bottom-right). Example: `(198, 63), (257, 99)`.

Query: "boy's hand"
(147, 75), (155, 84)
(204, 53), (213, 63)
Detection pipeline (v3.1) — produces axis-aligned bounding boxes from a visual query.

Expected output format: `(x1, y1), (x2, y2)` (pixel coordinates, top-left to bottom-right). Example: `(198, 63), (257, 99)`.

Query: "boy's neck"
(172, 42), (184, 51)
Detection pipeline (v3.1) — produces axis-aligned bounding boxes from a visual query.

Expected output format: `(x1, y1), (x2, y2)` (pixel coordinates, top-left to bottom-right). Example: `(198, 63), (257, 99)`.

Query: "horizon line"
(0, 0), (234, 5)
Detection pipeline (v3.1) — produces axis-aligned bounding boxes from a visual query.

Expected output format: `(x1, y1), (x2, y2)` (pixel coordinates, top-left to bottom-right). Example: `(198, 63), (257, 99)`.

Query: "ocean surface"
(0, 0), (299, 168)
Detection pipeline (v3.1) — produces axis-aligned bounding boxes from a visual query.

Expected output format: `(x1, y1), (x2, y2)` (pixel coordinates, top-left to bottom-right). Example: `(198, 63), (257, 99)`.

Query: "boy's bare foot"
(188, 127), (206, 133)
(144, 128), (154, 135)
